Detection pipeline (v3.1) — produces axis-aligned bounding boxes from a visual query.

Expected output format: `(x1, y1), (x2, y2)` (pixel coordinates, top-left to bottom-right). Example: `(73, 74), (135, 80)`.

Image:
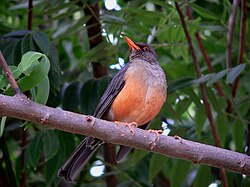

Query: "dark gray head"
(125, 37), (157, 63)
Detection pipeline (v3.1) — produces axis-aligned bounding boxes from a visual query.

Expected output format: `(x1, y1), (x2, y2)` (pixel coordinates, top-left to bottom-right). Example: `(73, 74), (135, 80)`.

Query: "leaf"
(80, 76), (111, 115)
(0, 116), (7, 137)
(232, 119), (244, 152)
(193, 74), (214, 85)
(4, 53), (50, 95)
(168, 77), (194, 93)
(33, 31), (50, 56)
(0, 66), (21, 89)
(191, 3), (219, 20)
(45, 131), (75, 184)
(193, 165), (212, 187)
(35, 76), (50, 104)
(215, 112), (228, 147)
(42, 130), (60, 161)
(18, 51), (43, 76)
(62, 82), (82, 112)
(25, 132), (43, 169)
(207, 68), (230, 86)
(21, 33), (36, 54)
(149, 154), (168, 181)
(175, 98), (192, 116)
(132, 149), (149, 166)
(170, 159), (191, 187)
(226, 64), (246, 83)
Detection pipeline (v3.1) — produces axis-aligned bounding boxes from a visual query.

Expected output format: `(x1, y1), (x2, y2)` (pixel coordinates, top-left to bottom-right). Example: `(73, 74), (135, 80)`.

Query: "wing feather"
(93, 63), (130, 118)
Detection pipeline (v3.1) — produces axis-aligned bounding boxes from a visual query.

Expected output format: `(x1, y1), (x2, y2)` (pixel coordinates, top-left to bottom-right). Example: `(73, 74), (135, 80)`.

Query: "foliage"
(0, 0), (250, 186)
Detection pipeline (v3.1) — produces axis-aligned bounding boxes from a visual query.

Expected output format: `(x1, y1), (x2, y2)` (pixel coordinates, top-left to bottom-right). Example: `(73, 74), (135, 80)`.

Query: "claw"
(115, 121), (138, 134)
(148, 129), (163, 141)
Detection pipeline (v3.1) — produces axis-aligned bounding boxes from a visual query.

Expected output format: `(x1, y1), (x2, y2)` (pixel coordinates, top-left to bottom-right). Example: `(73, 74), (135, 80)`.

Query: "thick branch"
(0, 94), (250, 176)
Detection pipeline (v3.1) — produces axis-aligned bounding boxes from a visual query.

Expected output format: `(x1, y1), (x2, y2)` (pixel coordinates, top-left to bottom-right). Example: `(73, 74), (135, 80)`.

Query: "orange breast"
(111, 66), (166, 126)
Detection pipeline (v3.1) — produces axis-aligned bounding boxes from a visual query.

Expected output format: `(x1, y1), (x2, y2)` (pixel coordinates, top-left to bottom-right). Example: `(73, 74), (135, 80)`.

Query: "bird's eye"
(143, 46), (149, 52)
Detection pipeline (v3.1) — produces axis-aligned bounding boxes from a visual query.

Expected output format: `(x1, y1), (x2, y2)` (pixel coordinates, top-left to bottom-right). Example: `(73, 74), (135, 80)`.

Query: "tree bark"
(0, 93), (250, 176)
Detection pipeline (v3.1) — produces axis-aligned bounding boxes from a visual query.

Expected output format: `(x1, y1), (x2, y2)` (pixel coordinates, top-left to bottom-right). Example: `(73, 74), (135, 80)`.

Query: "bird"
(57, 36), (167, 181)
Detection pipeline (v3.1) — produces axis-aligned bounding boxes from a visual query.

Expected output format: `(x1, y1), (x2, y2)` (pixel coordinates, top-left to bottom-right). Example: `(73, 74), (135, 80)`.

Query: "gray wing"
(93, 63), (130, 118)
(58, 63), (130, 181)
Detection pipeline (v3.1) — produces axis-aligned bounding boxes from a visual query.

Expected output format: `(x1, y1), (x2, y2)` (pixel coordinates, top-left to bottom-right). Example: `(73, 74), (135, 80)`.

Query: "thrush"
(58, 36), (167, 181)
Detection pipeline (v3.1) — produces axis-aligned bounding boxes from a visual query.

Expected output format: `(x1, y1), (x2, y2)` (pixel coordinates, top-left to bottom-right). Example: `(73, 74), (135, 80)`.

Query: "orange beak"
(124, 36), (140, 51)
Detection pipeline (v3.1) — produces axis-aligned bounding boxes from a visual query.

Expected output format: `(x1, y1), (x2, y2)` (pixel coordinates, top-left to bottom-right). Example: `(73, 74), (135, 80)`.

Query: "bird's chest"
(111, 62), (166, 125)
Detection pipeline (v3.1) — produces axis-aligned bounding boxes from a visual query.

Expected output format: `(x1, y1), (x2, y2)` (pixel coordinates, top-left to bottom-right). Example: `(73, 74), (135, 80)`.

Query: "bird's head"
(124, 36), (157, 63)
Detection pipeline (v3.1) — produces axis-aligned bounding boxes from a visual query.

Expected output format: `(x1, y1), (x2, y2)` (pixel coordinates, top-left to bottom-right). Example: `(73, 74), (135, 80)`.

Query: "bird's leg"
(115, 121), (138, 134)
(147, 129), (163, 141)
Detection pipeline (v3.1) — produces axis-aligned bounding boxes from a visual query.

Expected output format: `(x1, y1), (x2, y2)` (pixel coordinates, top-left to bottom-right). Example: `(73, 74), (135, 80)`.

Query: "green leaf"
(132, 149), (149, 166)
(0, 116), (7, 137)
(62, 82), (82, 112)
(45, 131), (75, 184)
(35, 76), (50, 104)
(226, 64), (246, 83)
(232, 119), (244, 152)
(4, 53), (50, 95)
(0, 66), (21, 90)
(193, 165), (212, 187)
(207, 68), (230, 86)
(193, 74), (214, 85)
(170, 159), (191, 187)
(168, 77), (194, 93)
(215, 112), (228, 147)
(80, 76), (111, 115)
(191, 3), (219, 20)
(42, 130), (60, 161)
(25, 132), (43, 169)
(149, 154), (168, 181)
(175, 98), (192, 116)
(21, 33), (36, 54)
(33, 31), (50, 56)
(18, 51), (43, 76)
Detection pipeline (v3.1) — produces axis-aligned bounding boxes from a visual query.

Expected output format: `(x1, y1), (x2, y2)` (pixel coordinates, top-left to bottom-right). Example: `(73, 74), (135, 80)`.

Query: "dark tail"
(116, 145), (133, 162)
(57, 137), (103, 181)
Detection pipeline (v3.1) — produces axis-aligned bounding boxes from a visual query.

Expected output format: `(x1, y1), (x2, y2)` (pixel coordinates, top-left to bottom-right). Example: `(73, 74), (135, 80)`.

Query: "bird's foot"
(148, 129), (163, 141)
(115, 121), (138, 134)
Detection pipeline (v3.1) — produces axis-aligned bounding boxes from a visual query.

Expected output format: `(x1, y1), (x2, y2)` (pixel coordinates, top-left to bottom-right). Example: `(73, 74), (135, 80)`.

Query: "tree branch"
(0, 51), (22, 95)
(175, 2), (228, 186)
(0, 94), (250, 176)
(185, 6), (225, 97)
(226, 0), (240, 68)
(231, 0), (247, 98)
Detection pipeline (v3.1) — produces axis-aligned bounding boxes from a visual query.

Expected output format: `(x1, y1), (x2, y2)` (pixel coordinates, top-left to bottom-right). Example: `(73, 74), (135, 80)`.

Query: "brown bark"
(0, 94), (250, 176)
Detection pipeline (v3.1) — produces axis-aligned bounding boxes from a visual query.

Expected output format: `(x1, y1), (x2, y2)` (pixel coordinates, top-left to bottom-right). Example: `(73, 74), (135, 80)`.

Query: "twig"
(175, 2), (228, 187)
(28, 0), (33, 30)
(103, 144), (118, 186)
(83, 3), (107, 78)
(226, 0), (241, 68)
(231, 0), (247, 98)
(0, 93), (250, 176)
(185, 6), (225, 97)
(0, 51), (22, 95)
